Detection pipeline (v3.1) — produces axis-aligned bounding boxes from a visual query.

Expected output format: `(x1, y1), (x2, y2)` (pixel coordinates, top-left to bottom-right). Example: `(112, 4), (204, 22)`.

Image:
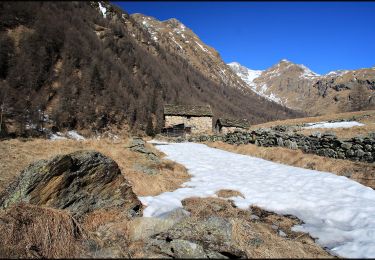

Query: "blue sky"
(113, 1), (375, 74)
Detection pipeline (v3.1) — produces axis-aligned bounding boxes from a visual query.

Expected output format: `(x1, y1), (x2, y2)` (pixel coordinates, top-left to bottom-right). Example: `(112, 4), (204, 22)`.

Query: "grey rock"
(337, 152), (346, 159)
(0, 151), (142, 218)
(352, 144), (363, 150)
(318, 148), (337, 158)
(151, 216), (246, 258)
(311, 131), (322, 138)
(128, 217), (177, 242)
(284, 140), (298, 150)
(355, 149), (365, 157)
(341, 142), (352, 150)
(364, 144), (373, 151)
(250, 214), (260, 220)
(346, 149), (355, 157)
(276, 137), (284, 147)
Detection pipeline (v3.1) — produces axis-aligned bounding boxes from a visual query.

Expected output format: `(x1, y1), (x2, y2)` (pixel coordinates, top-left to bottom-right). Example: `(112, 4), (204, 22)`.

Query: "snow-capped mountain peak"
(227, 62), (263, 86)
(227, 62), (287, 104)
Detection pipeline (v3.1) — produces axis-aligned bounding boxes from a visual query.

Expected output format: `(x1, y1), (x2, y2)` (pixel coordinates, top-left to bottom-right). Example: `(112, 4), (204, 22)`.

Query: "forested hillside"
(0, 1), (302, 137)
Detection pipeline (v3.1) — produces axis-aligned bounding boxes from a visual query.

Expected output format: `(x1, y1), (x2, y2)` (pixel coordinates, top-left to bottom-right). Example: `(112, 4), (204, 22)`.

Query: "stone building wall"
(165, 115), (212, 134)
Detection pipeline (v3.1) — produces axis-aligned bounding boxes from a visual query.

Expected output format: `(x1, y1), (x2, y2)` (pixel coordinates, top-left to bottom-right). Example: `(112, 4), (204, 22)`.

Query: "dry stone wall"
(184, 127), (375, 163)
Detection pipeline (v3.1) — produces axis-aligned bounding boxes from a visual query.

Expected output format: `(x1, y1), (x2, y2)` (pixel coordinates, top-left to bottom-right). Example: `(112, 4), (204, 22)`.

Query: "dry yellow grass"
(207, 141), (375, 189)
(0, 203), (83, 258)
(215, 189), (245, 198)
(0, 137), (190, 196)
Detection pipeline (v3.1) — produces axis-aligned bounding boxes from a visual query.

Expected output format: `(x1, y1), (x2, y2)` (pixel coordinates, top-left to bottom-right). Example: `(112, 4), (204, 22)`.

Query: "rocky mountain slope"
(130, 14), (250, 92)
(229, 60), (375, 115)
(0, 1), (301, 138)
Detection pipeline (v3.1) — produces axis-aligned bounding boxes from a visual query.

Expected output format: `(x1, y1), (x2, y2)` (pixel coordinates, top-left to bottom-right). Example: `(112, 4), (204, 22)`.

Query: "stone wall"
(220, 126), (244, 135)
(165, 115), (212, 134)
(185, 128), (375, 163)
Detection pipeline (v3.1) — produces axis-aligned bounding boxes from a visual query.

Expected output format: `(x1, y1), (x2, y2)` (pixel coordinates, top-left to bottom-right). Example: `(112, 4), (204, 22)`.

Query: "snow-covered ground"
(303, 121), (365, 129)
(141, 142), (375, 258)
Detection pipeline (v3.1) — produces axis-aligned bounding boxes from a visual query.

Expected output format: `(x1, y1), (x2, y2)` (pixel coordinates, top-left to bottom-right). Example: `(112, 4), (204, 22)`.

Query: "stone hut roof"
(164, 104), (213, 117)
(216, 118), (250, 129)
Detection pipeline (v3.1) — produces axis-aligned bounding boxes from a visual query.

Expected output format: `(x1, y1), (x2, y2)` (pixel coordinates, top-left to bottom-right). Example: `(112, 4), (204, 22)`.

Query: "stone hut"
(163, 104), (213, 135)
(215, 118), (250, 134)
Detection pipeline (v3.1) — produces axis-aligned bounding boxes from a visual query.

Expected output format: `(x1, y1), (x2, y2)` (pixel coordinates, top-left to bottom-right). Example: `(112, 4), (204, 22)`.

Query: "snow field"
(141, 141), (375, 258)
(303, 121), (365, 129)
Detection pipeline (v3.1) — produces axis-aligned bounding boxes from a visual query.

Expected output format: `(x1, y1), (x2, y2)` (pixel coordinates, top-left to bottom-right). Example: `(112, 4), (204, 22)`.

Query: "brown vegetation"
(0, 137), (190, 196)
(0, 203), (83, 258)
(182, 197), (333, 258)
(207, 141), (375, 188)
(216, 189), (245, 198)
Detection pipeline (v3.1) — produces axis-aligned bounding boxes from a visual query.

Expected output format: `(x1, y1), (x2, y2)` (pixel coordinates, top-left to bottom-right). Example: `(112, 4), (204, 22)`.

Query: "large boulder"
(147, 216), (247, 258)
(0, 150), (142, 217)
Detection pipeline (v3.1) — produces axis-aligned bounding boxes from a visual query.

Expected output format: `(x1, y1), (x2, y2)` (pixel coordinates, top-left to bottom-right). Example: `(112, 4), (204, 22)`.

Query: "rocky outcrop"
(0, 150), (142, 217)
(140, 197), (332, 258)
(186, 128), (375, 163)
(148, 216), (247, 258)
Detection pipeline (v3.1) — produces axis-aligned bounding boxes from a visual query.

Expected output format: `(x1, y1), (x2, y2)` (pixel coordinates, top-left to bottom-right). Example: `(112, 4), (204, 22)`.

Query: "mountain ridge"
(228, 60), (375, 114)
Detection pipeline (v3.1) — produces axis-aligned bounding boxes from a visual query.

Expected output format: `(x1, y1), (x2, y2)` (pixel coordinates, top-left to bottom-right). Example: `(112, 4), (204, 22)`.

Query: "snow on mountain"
(98, 2), (107, 18)
(299, 64), (320, 79)
(228, 62), (285, 104)
(227, 62), (263, 86)
(324, 70), (349, 77)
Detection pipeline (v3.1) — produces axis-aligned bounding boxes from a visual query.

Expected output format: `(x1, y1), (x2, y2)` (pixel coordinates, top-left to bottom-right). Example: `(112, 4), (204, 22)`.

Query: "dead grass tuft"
(216, 189), (245, 198)
(207, 141), (375, 189)
(182, 197), (250, 219)
(0, 203), (83, 258)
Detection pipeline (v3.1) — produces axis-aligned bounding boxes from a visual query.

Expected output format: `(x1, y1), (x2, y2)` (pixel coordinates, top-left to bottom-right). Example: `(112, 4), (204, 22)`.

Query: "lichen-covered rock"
(148, 216), (247, 258)
(0, 150), (142, 218)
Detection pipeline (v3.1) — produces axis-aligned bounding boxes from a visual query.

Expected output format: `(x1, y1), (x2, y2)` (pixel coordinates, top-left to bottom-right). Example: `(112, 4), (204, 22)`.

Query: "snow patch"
(49, 132), (67, 140)
(142, 142), (375, 258)
(303, 121), (365, 129)
(195, 41), (209, 53)
(171, 37), (183, 49)
(227, 62), (263, 87)
(66, 130), (85, 140)
(299, 64), (320, 79)
(49, 130), (85, 141)
(325, 70), (349, 77)
(98, 2), (107, 18)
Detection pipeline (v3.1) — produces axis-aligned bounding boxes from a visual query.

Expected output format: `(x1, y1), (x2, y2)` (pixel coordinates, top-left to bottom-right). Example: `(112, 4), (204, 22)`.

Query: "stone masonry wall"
(185, 128), (375, 163)
(165, 115), (212, 134)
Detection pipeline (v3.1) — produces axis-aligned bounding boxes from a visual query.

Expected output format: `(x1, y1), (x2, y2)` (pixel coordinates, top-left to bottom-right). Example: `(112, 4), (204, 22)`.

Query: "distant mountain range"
(228, 60), (375, 114)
